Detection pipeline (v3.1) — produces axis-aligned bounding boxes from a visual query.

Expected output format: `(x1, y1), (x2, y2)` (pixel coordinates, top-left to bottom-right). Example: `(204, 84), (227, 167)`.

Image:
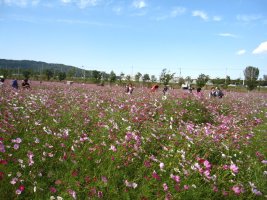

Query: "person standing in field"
(125, 84), (130, 94)
(128, 83), (134, 94)
(12, 79), (19, 89)
(0, 78), (4, 88)
(209, 87), (216, 98)
(151, 84), (159, 92)
(163, 85), (168, 95)
(215, 87), (224, 98)
(22, 79), (30, 89)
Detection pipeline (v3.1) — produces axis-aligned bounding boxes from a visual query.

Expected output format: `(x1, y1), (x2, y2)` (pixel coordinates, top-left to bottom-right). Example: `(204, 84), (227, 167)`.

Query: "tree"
(178, 77), (185, 87)
(92, 70), (102, 83)
(244, 66), (259, 91)
(109, 71), (117, 84)
(196, 74), (209, 88)
(185, 76), (192, 84)
(0, 69), (9, 78)
(22, 70), (31, 79)
(262, 75), (267, 86)
(135, 72), (142, 82)
(225, 75), (231, 86)
(44, 69), (53, 80)
(125, 75), (131, 82)
(67, 68), (75, 78)
(160, 68), (175, 85)
(151, 75), (157, 82)
(58, 72), (66, 81)
(142, 74), (150, 82)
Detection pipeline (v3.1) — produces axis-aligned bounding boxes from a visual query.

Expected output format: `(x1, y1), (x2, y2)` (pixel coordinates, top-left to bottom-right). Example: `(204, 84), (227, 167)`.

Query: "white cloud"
(2, 0), (28, 7)
(252, 41), (267, 54)
(192, 10), (208, 21)
(213, 16), (222, 21)
(236, 49), (246, 55)
(155, 7), (186, 21)
(57, 19), (113, 27)
(1, 0), (39, 6)
(132, 0), (146, 9)
(78, 0), (99, 8)
(112, 6), (122, 15)
(61, 0), (72, 3)
(237, 14), (262, 22)
(170, 7), (186, 17)
(218, 33), (237, 38)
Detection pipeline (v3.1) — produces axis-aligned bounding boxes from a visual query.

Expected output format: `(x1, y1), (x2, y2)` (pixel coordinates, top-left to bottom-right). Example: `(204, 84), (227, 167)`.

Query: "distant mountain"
(0, 59), (96, 77)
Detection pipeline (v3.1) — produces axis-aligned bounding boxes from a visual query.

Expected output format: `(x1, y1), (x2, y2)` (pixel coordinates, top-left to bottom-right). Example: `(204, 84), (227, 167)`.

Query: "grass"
(0, 82), (266, 199)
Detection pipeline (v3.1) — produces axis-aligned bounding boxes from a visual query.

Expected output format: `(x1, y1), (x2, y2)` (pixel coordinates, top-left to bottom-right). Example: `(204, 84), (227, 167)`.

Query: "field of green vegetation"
(0, 81), (266, 199)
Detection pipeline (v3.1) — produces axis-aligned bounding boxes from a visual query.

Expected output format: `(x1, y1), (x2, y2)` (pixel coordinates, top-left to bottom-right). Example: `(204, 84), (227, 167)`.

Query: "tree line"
(0, 59), (266, 90)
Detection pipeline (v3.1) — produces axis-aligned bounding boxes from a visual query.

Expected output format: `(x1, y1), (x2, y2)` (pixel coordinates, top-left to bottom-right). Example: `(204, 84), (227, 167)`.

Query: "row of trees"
(0, 66), (265, 91)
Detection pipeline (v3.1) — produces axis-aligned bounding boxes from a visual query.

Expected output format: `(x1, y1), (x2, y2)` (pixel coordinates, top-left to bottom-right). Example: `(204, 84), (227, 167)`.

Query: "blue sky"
(0, 0), (267, 79)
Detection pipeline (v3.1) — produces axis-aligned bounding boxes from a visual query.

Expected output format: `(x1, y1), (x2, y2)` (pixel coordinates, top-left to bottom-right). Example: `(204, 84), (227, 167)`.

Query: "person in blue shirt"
(12, 79), (19, 89)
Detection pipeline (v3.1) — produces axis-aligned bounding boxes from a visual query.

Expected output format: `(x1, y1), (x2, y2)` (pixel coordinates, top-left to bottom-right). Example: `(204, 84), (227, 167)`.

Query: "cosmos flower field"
(0, 81), (266, 199)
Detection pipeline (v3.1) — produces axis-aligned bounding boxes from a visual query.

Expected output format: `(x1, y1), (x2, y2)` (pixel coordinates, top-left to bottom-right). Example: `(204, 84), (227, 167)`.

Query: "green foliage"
(0, 85), (266, 199)
(142, 74), (150, 82)
(0, 69), (9, 78)
(225, 75), (231, 85)
(58, 72), (66, 81)
(196, 73), (209, 88)
(135, 72), (142, 82)
(22, 70), (32, 79)
(151, 75), (157, 82)
(45, 69), (54, 80)
(178, 77), (185, 86)
(160, 68), (175, 85)
(244, 66), (259, 91)
(92, 70), (102, 83)
(125, 75), (131, 82)
(109, 70), (117, 83)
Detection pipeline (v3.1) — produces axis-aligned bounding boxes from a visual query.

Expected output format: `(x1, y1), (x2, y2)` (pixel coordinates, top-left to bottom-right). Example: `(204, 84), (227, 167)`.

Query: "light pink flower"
(109, 145), (117, 152)
(203, 160), (211, 169)
(159, 162), (164, 170)
(230, 164), (239, 174)
(163, 183), (168, 191)
(232, 185), (244, 195)
(170, 174), (180, 183)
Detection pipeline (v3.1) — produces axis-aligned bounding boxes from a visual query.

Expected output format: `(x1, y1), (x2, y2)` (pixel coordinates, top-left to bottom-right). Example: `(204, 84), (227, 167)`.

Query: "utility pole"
(83, 66), (85, 79)
(225, 67), (227, 84)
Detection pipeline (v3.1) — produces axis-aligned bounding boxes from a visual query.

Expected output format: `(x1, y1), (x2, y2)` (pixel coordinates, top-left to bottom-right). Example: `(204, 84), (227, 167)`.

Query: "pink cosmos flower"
(223, 165), (229, 170)
(152, 171), (161, 181)
(252, 189), (262, 196)
(163, 183), (168, 191)
(50, 187), (57, 193)
(15, 185), (25, 195)
(184, 185), (189, 190)
(230, 164), (239, 174)
(159, 162), (164, 170)
(68, 189), (77, 199)
(232, 185), (244, 195)
(14, 144), (19, 150)
(125, 180), (138, 188)
(98, 191), (103, 198)
(109, 145), (117, 152)
(203, 160), (211, 169)
(0, 171), (4, 180)
(170, 174), (180, 183)
(101, 176), (108, 183)
(144, 160), (151, 168)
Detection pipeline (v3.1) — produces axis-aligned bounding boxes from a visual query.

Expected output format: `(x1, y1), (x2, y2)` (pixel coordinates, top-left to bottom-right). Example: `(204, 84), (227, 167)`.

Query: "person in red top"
(151, 84), (159, 92)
